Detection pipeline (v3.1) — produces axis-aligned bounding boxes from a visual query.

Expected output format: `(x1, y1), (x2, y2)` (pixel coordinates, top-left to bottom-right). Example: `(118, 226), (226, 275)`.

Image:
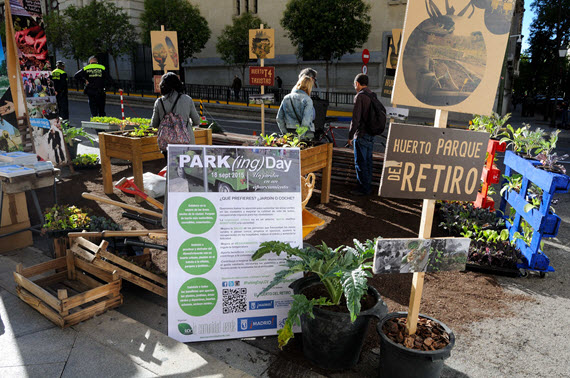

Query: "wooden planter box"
(13, 250), (122, 328)
(71, 236), (167, 298)
(300, 143), (333, 203)
(100, 128), (212, 202)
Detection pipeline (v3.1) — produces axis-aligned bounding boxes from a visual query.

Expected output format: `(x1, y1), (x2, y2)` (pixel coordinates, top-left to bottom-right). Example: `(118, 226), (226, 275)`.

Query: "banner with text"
(379, 123), (489, 201)
(167, 145), (303, 342)
(249, 67), (275, 86)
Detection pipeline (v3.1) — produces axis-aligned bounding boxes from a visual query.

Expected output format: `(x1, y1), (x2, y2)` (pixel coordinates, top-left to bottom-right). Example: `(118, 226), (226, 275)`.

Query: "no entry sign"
(249, 66), (275, 86)
(362, 49), (370, 65)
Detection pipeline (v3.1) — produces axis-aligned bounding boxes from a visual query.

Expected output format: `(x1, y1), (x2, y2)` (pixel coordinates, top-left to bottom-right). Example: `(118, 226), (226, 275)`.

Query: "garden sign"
(379, 123), (489, 201)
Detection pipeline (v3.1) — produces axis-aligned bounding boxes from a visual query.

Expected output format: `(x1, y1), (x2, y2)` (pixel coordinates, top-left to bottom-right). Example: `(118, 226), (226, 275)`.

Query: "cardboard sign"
(379, 123), (489, 201)
(153, 75), (162, 93)
(249, 93), (274, 105)
(381, 76), (394, 98)
(386, 107), (409, 121)
(392, 0), (515, 115)
(249, 29), (275, 59)
(373, 238), (470, 274)
(249, 67), (275, 86)
(387, 29), (402, 69)
(150, 30), (179, 71)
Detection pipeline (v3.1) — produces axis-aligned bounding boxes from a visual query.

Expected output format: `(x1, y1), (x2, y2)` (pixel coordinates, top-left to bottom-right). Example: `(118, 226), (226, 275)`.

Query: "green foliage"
(72, 153), (99, 167)
(500, 173), (523, 196)
(61, 120), (95, 146)
(43, 205), (91, 231)
(437, 201), (505, 237)
(281, 0), (371, 89)
(45, 1), (137, 74)
(129, 124), (158, 137)
(140, 0), (211, 62)
(255, 126), (308, 148)
(91, 117), (151, 131)
(469, 112), (511, 139)
(500, 124), (545, 158)
(252, 238), (377, 348)
(216, 13), (269, 79)
(89, 216), (121, 232)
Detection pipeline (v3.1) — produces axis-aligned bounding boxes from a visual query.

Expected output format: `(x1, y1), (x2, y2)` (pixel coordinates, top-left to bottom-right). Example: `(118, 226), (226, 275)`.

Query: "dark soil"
(32, 158), (533, 368)
(383, 315), (450, 351)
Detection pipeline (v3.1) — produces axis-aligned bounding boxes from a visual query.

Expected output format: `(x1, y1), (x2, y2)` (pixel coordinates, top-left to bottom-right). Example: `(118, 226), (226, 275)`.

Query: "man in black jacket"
(74, 56), (121, 117)
(51, 61), (69, 119)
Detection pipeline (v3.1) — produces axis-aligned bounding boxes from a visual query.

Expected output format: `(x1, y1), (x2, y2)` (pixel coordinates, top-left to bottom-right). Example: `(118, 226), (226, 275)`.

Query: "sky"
(521, 6), (535, 53)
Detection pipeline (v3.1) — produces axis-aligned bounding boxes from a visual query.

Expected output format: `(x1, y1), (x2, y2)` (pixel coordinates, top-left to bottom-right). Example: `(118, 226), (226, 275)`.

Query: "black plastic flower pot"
(289, 275), (388, 370)
(377, 312), (455, 378)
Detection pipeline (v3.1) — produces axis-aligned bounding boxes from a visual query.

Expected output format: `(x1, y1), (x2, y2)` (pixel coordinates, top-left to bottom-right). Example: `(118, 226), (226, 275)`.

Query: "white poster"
(167, 145), (303, 342)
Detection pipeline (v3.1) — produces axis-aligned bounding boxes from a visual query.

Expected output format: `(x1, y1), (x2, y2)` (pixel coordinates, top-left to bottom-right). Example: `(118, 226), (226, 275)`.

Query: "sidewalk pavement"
(1, 104), (569, 377)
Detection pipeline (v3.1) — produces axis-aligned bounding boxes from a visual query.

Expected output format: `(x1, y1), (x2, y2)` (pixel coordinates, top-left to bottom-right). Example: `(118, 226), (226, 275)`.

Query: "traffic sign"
(362, 49), (370, 65)
(362, 65), (368, 75)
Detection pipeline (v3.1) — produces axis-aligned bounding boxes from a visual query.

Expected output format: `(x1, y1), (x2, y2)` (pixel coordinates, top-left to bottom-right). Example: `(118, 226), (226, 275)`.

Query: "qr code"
(222, 288), (247, 314)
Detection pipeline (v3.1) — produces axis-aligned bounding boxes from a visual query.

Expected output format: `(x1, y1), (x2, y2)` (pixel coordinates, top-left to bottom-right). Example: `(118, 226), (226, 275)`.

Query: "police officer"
(51, 61), (69, 120)
(74, 56), (121, 117)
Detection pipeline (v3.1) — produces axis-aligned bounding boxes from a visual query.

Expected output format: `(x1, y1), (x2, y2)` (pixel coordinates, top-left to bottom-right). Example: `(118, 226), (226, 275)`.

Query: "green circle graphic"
(178, 237), (217, 275)
(177, 197), (217, 234)
(178, 277), (218, 317)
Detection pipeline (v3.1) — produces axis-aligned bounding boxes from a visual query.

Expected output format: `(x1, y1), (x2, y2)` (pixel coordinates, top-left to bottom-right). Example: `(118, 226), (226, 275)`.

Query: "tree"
(527, 0), (570, 120)
(44, 1), (137, 78)
(140, 0), (211, 66)
(216, 13), (269, 81)
(281, 0), (371, 91)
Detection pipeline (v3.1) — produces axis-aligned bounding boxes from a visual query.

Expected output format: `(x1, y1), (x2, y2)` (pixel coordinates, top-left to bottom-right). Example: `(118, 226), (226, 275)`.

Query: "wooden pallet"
(13, 250), (122, 328)
(71, 236), (167, 298)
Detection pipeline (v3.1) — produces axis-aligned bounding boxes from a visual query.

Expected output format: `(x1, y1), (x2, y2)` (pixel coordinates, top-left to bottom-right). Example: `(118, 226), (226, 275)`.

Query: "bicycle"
(315, 116), (350, 147)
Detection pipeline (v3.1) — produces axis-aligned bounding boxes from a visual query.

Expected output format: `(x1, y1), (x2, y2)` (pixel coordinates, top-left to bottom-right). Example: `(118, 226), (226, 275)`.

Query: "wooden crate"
(13, 250), (122, 328)
(71, 237), (167, 298)
(0, 192), (32, 252)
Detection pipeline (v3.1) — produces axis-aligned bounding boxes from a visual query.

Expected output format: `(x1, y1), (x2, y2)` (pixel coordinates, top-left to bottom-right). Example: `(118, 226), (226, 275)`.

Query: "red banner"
(249, 67), (275, 86)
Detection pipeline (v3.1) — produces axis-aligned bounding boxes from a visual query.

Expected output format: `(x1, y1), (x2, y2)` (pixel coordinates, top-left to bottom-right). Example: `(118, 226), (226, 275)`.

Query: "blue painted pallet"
(498, 151), (570, 273)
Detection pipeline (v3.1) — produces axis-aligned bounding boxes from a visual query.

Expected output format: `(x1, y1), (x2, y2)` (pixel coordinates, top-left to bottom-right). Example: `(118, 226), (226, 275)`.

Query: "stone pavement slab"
(0, 362), (65, 378)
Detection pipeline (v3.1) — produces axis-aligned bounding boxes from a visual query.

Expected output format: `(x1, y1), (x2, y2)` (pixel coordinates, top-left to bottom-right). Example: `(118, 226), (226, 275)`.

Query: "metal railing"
(68, 78), (355, 106)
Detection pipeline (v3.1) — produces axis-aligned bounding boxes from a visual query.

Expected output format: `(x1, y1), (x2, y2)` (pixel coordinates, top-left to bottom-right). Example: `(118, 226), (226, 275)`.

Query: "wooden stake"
(406, 108), (448, 335)
(260, 24), (265, 136)
(161, 25), (167, 75)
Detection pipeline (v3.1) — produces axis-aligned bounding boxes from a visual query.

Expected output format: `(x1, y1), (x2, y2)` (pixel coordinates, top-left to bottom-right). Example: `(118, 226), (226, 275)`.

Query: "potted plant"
(468, 112), (510, 140)
(377, 312), (455, 377)
(60, 120), (95, 160)
(42, 204), (92, 238)
(252, 239), (388, 370)
(72, 153), (100, 169)
(500, 123), (545, 158)
(533, 130), (568, 174)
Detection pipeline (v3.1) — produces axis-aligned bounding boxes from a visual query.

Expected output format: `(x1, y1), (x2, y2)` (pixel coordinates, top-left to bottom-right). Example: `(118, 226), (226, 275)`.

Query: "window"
(245, 0), (249, 13)
(253, 0), (258, 13)
(236, 0), (240, 15)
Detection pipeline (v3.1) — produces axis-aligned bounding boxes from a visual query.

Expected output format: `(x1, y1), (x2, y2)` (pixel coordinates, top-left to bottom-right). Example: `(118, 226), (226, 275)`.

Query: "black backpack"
(362, 91), (387, 136)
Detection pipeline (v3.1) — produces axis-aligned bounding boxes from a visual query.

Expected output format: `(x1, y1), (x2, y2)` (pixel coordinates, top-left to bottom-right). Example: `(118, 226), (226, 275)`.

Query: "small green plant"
(129, 124), (158, 137)
(255, 126), (309, 148)
(42, 205), (91, 231)
(61, 120), (95, 146)
(252, 238), (377, 349)
(534, 151), (568, 174)
(500, 124), (545, 158)
(469, 112), (510, 139)
(72, 153), (100, 167)
(89, 216), (121, 231)
(500, 174), (523, 196)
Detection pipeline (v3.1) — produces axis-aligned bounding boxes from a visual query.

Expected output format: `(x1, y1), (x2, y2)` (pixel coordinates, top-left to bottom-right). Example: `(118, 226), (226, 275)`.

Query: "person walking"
(231, 75), (242, 101)
(74, 56), (121, 117)
(348, 73), (375, 196)
(51, 61), (69, 120)
(150, 72), (200, 228)
(276, 75), (315, 138)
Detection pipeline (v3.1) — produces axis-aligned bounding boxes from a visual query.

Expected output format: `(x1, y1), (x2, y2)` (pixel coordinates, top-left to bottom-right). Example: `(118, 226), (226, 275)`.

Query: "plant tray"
(71, 237), (167, 297)
(465, 263), (520, 278)
(13, 250), (122, 328)
(81, 121), (120, 131)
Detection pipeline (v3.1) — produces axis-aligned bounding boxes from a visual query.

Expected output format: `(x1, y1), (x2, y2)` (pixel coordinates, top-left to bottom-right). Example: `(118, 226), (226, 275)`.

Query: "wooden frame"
(70, 236), (167, 298)
(300, 143), (333, 204)
(13, 250), (122, 328)
(100, 128), (212, 202)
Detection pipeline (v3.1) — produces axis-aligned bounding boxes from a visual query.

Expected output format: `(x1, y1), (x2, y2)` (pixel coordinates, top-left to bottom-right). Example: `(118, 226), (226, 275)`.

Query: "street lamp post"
(552, 47), (568, 127)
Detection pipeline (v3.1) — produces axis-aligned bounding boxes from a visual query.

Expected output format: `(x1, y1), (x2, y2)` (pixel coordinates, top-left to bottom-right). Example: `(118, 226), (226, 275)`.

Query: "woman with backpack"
(151, 72), (200, 227)
(151, 72), (200, 159)
(276, 75), (315, 139)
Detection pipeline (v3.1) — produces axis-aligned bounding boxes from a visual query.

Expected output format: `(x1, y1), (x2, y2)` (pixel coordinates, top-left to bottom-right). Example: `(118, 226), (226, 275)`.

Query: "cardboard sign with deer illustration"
(392, 0), (515, 115)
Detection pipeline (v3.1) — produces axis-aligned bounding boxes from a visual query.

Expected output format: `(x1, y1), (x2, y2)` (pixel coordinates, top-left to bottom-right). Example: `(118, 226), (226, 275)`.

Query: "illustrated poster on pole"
(167, 145), (303, 342)
(249, 29), (275, 59)
(150, 31), (179, 71)
(392, 0), (515, 115)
